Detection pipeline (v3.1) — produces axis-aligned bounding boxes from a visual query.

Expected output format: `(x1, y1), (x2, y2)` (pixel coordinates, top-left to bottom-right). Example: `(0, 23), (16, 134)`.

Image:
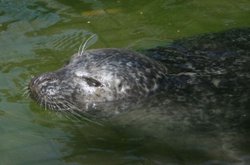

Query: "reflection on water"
(0, 0), (250, 164)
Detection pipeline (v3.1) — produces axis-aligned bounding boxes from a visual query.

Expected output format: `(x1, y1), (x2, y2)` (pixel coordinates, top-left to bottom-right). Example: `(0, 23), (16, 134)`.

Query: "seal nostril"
(28, 82), (38, 100)
(28, 73), (56, 98)
(29, 77), (37, 91)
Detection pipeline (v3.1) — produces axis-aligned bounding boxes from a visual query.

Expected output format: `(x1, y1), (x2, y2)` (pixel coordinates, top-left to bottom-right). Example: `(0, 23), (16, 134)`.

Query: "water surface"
(0, 0), (250, 164)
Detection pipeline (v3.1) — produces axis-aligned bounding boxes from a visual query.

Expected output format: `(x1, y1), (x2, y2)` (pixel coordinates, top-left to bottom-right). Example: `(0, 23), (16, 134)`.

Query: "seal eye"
(84, 77), (102, 87)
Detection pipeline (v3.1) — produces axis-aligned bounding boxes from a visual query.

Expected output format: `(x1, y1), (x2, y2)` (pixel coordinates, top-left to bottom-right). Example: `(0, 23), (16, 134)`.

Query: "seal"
(27, 28), (250, 164)
(28, 48), (169, 115)
(28, 28), (250, 118)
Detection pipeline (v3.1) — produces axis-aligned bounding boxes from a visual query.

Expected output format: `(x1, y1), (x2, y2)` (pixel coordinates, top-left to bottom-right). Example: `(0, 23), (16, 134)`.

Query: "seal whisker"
(44, 99), (47, 111)
(22, 80), (32, 98)
(63, 100), (88, 116)
(78, 34), (97, 56)
(62, 99), (103, 125)
(23, 88), (30, 98)
(78, 39), (86, 56)
(55, 100), (84, 121)
(55, 103), (62, 112)
(49, 99), (81, 116)
(58, 111), (75, 120)
(47, 103), (51, 111)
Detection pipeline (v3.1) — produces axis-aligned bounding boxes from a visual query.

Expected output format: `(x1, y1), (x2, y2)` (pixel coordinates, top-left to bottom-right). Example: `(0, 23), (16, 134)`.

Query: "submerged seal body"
(29, 48), (169, 113)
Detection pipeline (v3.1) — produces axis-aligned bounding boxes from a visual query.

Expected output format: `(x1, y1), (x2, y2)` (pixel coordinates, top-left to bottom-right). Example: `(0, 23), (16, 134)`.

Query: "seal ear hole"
(84, 77), (102, 87)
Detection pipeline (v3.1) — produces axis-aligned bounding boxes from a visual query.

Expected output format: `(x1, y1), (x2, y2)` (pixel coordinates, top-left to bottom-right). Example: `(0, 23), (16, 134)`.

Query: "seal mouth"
(28, 73), (61, 110)
(28, 76), (42, 102)
(28, 74), (99, 122)
(28, 73), (54, 100)
(28, 73), (83, 114)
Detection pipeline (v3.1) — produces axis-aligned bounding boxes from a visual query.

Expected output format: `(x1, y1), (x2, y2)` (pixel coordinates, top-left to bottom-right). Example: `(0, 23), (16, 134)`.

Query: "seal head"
(29, 48), (168, 113)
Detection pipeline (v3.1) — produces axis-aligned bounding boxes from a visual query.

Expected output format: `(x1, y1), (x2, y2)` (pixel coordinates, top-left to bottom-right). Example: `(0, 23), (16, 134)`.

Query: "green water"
(0, 0), (250, 164)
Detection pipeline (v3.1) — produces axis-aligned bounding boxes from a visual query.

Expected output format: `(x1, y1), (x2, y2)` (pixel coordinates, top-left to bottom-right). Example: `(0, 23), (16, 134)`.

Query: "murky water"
(0, 0), (250, 165)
